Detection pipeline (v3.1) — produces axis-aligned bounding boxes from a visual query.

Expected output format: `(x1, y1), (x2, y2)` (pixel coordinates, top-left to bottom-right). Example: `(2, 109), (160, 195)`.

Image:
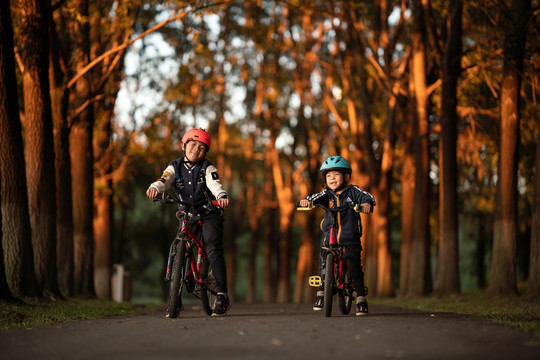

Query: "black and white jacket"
(148, 157), (228, 214)
(305, 185), (376, 246)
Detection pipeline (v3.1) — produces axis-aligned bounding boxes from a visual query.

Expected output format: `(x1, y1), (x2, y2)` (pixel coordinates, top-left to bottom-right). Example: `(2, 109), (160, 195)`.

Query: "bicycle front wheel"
(338, 268), (353, 315)
(200, 259), (217, 316)
(168, 242), (187, 318)
(324, 251), (335, 317)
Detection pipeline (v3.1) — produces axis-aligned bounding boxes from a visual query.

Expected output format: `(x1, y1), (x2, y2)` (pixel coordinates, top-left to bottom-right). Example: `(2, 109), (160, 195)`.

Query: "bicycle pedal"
(309, 276), (322, 287)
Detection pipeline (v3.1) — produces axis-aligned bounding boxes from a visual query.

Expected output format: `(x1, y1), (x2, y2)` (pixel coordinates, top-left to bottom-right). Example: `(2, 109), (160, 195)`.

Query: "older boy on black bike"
(146, 128), (231, 316)
(299, 156), (375, 315)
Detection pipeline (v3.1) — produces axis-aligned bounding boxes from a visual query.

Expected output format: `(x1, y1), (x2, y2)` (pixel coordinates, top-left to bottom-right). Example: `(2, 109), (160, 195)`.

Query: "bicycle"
(153, 193), (221, 318)
(297, 201), (367, 317)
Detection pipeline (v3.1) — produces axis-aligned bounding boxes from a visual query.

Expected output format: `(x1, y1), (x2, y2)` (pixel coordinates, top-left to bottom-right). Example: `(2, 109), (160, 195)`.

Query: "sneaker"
(212, 293), (230, 316)
(313, 291), (324, 311)
(356, 296), (368, 316)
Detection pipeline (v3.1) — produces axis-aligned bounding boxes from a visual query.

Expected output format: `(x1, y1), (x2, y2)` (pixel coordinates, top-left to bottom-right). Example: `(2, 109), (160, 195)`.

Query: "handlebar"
(296, 201), (361, 213)
(152, 192), (221, 208)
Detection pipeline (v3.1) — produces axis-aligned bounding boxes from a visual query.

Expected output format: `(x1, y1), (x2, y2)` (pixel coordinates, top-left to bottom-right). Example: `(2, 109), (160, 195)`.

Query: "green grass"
(372, 291), (540, 336)
(0, 297), (162, 330)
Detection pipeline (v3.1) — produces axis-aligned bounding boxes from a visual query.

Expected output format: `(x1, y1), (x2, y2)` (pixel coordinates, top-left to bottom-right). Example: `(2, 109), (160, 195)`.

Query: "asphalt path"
(1, 302), (539, 360)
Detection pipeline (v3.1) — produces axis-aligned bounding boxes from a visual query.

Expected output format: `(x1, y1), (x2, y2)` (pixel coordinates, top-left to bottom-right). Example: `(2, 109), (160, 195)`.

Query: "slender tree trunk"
(436, 0), (462, 296)
(488, 0), (531, 295)
(70, 0), (94, 296)
(17, 0), (59, 297)
(49, 10), (74, 297)
(0, 0), (39, 298)
(408, 0), (432, 296)
(399, 96), (415, 297)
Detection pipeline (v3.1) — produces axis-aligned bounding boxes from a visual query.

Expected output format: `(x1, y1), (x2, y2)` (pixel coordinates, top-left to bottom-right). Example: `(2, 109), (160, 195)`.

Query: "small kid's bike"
(297, 202), (367, 317)
(153, 193), (221, 318)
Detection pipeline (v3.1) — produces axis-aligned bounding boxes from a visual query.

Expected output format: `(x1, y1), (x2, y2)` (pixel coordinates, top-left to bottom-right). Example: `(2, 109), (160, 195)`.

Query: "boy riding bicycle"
(146, 128), (231, 316)
(299, 156), (375, 315)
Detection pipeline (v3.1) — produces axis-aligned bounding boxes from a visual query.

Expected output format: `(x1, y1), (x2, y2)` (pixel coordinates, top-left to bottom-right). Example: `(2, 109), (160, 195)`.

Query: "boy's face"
(184, 140), (207, 163)
(325, 170), (348, 191)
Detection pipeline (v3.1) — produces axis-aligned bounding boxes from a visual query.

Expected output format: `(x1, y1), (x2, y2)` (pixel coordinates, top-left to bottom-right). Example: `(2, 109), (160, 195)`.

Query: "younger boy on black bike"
(146, 128), (231, 316)
(299, 156), (375, 315)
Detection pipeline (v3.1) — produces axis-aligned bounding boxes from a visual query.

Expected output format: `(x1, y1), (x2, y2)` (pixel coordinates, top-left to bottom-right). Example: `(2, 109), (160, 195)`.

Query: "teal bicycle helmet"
(320, 156), (352, 175)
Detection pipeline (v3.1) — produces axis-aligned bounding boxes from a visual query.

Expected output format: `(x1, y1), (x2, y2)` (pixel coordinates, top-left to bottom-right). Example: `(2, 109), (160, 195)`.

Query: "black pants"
(318, 243), (366, 297)
(186, 212), (228, 293)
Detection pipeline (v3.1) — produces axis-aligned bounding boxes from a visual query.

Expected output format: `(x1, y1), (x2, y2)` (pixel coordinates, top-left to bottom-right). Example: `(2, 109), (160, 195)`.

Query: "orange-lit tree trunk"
(268, 140), (295, 303)
(489, 0), (531, 295)
(69, 0), (94, 296)
(399, 99), (416, 297)
(408, 0), (432, 296)
(436, 0), (462, 296)
(17, 0), (59, 297)
(0, 0), (39, 298)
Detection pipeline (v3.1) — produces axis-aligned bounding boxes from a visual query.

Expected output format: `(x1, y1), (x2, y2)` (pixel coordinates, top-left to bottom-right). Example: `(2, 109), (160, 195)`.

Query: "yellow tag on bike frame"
(309, 276), (322, 287)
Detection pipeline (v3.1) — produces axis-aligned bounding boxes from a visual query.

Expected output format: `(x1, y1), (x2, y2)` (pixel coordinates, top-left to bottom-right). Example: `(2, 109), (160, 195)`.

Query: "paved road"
(1, 302), (539, 360)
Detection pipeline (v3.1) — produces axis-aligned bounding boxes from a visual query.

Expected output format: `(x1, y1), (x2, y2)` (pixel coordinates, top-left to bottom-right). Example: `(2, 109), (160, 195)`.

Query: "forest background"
(1, 0), (539, 305)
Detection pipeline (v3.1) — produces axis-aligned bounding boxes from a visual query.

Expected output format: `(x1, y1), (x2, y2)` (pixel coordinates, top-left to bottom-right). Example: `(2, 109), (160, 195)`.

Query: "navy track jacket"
(305, 185), (376, 246)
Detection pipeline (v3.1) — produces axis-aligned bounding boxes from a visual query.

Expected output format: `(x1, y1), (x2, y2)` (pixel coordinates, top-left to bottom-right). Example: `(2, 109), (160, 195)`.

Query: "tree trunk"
(488, 0), (531, 295)
(17, 0), (59, 297)
(0, 0), (39, 298)
(435, 0), (462, 296)
(399, 95), (415, 297)
(49, 9), (74, 297)
(527, 112), (540, 295)
(408, 0), (432, 296)
(70, 0), (94, 296)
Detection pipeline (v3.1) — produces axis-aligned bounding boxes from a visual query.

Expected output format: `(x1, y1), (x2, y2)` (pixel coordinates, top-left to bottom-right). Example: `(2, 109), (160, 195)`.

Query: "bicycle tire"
(324, 251), (335, 317)
(200, 259), (216, 316)
(168, 242), (186, 318)
(338, 268), (353, 315)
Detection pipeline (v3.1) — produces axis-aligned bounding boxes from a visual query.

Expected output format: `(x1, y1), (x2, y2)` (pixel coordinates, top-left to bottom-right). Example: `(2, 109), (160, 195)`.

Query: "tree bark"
(408, 0), (432, 296)
(0, 0), (40, 298)
(17, 0), (59, 297)
(488, 0), (531, 295)
(49, 7), (74, 297)
(70, 0), (94, 296)
(435, 0), (462, 296)
(527, 112), (540, 295)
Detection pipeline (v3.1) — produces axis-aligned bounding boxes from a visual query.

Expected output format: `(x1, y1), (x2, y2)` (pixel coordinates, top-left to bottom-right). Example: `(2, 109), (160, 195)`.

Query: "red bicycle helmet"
(181, 128), (211, 151)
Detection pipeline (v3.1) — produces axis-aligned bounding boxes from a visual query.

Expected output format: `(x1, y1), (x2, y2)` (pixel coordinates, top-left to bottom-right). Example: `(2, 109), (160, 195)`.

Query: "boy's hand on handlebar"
(299, 199), (311, 208)
(146, 188), (158, 199)
(354, 203), (372, 214)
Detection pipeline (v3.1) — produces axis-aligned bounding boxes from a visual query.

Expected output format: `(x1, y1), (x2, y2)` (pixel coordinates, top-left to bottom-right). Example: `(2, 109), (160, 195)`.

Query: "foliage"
(373, 289), (540, 336)
(0, 298), (160, 331)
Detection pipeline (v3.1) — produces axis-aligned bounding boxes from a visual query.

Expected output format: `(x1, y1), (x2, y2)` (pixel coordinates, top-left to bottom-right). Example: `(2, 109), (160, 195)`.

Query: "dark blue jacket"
(306, 185), (376, 246)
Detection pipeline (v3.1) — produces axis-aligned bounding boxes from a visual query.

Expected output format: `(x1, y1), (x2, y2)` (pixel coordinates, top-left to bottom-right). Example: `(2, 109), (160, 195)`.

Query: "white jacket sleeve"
(148, 165), (176, 193)
(205, 164), (228, 199)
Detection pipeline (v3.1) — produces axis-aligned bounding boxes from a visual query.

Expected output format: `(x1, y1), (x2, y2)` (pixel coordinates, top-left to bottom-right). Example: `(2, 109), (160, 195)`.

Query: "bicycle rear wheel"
(200, 259), (217, 316)
(168, 242), (186, 318)
(323, 252), (335, 317)
(338, 268), (353, 315)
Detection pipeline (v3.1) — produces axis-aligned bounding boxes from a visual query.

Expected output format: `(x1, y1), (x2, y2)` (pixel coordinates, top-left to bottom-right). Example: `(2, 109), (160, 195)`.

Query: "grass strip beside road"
(372, 292), (540, 336)
(0, 298), (161, 330)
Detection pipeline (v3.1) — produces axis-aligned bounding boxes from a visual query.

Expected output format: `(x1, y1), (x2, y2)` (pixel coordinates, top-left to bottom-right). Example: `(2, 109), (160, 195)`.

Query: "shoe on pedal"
(356, 296), (368, 316)
(313, 291), (324, 311)
(212, 293), (230, 316)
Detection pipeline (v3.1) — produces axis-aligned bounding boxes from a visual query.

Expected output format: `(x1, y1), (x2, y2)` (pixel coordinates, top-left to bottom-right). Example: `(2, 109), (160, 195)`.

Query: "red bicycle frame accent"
(328, 225), (347, 290)
(179, 218), (208, 285)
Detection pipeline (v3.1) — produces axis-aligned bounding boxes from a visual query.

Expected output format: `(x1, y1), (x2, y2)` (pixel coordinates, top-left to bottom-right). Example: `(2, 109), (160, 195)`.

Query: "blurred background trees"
(1, 0), (539, 303)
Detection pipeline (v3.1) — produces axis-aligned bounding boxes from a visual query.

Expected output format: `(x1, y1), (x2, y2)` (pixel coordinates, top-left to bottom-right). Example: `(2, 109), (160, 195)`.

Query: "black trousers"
(186, 212), (228, 293)
(318, 243), (366, 297)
